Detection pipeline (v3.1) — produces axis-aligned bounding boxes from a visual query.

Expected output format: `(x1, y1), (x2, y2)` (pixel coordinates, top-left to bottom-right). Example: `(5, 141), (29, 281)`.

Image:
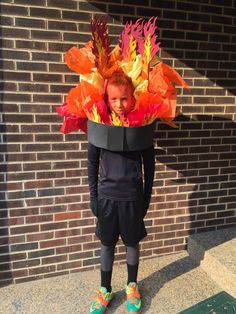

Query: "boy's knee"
(100, 243), (116, 271)
(126, 244), (140, 265)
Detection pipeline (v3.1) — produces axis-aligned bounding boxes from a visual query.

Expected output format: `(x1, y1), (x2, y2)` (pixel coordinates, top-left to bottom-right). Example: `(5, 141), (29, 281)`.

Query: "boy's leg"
(89, 199), (118, 313)
(100, 243), (115, 292)
(125, 245), (141, 314)
(89, 243), (115, 313)
(126, 243), (140, 284)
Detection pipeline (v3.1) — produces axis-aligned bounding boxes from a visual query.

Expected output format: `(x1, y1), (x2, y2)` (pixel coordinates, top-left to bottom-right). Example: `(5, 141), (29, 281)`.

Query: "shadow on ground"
(106, 255), (198, 313)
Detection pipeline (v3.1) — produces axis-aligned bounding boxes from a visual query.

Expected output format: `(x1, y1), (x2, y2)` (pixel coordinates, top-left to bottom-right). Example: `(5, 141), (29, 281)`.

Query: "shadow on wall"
(0, 123), (12, 287)
(85, 0), (236, 96)
(0, 4), (12, 287)
(154, 114), (236, 239)
(0, 93), (13, 285)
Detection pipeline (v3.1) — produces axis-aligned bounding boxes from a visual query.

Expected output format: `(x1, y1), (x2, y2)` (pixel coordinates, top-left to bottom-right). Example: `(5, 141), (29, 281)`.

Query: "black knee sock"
(126, 244), (139, 284)
(100, 244), (115, 292)
(101, 270), (112, 292)
(127, 263), (139, 284)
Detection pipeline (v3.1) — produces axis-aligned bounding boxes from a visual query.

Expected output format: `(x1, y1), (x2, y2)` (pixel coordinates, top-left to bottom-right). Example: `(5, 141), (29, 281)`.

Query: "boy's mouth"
(117, 111), (127, 117)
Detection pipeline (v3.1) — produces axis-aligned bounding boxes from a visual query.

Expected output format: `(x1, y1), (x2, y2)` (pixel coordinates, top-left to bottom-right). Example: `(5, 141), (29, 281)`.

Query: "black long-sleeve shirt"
(87, 143), (155, 201)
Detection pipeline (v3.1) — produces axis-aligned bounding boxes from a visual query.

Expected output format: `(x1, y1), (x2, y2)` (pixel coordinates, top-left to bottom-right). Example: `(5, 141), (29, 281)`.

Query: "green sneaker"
(125, 282), (141, 314)
(89, 287), (114, 314)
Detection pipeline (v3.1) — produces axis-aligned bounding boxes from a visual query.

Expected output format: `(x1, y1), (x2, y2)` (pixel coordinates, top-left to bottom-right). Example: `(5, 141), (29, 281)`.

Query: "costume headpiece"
(56, 16), (189, 150)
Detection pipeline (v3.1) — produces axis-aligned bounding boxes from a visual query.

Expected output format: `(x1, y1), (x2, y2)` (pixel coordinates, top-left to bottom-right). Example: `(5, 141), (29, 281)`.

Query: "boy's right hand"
(90, 197), (98, 217)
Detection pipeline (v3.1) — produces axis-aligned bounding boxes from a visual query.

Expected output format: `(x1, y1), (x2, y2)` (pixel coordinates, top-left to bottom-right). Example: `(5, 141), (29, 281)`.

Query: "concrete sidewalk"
(0, 251), (222, 314)
(0, 227), (235, 314)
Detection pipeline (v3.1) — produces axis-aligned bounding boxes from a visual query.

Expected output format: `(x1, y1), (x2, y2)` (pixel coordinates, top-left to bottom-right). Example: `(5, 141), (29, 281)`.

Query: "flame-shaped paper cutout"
(119, 21), (132, 61)
(119, 19), (143, 62)
(139, 17), (161, 79)
(64, 43), (95, 75)
(91, 16), (110, 73)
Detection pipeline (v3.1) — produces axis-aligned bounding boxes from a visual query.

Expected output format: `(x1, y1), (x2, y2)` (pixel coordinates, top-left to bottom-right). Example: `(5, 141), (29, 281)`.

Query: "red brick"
(68, 203), (84, 211)
(56, 244), (82, 254)
(27, 232), (54, 242)
(197, 213), (215, 220)
(176, 215), (195, 223)
(83, 257), (100, 267)
(10, 208), (39, 217)
(12, 269), (28, 278)
(54, 195), (81, 204)
(147, 226), (163, 234)
(69, 251), (93, 261)
(0, 182), (23, 191)
(164, 223), (185, 232)
(40, 239), (66, 249)
(26, 215), (53, 224)
(164, 238), (184, 246)
(54, 212), (81, 221)
(15, 275), (43, 284)
(155, 232), (176, 240)
(1, 217), (24, 227)
(174, 244), (187, 252)
(42, 255), (68, 265)
(154, 218), (175, 225)
(24, 180), (53, 189)
(153, 247), (174, 255)
(57, 261), (82, 271)
(40, 204), (66, 214)
(40, 222), (67, 231)
(81, 227), (95, 235)
(69, 218), (94, 228)
(68, 235), (93, 245)
(55, 228), (81, 238)
(82, 242), (100, 251)
(26, 198), (54, 207)
(142, 241), (163, 250)
(8, 235), (25, 245)
(10, 225), (39, 235)
(165, 209), (186, 216)
(140, 249), (152, 257)
(29, 265), (56, 275)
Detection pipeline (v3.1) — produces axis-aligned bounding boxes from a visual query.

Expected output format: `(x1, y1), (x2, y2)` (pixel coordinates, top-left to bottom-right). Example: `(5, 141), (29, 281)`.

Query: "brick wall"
(0, 0), (235, 285)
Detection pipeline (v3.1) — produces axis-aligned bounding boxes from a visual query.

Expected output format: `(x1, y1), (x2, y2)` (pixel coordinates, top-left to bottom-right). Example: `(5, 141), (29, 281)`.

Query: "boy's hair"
(106, 72), (134, 93)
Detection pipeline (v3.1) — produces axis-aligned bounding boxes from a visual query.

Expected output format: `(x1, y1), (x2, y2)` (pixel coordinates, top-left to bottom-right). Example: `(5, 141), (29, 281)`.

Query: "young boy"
(88, 72), (155, 314)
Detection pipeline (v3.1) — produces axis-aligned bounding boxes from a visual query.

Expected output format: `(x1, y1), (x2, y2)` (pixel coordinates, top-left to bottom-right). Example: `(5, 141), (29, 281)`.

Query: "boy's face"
(106, 84), (135, 116)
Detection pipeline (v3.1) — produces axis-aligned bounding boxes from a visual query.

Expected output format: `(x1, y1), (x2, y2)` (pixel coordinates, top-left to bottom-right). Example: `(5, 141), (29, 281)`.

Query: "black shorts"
(95, 198), (147, 246)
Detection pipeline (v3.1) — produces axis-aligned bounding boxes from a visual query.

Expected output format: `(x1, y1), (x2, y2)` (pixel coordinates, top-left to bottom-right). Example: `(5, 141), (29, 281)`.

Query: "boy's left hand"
(143, 197), (150, 218)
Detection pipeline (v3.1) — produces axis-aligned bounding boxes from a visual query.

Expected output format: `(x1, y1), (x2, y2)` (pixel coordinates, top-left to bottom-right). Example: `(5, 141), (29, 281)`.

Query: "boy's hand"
(143, 196), (150, 218)
(90, 197), (98, 217)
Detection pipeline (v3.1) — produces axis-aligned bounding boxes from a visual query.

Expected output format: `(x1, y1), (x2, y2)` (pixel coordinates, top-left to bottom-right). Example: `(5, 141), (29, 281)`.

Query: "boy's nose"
(117, 99), (124, 107)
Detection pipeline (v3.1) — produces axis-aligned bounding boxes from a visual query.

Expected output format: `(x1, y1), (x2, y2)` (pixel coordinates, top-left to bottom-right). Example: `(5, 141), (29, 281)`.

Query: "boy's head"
(106, 72), (135, 116)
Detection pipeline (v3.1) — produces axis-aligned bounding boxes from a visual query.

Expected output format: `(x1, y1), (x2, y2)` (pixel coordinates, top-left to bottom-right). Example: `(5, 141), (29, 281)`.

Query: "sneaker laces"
(130, 297), (139, 304)
(93, 289), (109, 308)
(126, 284), (140, 299)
